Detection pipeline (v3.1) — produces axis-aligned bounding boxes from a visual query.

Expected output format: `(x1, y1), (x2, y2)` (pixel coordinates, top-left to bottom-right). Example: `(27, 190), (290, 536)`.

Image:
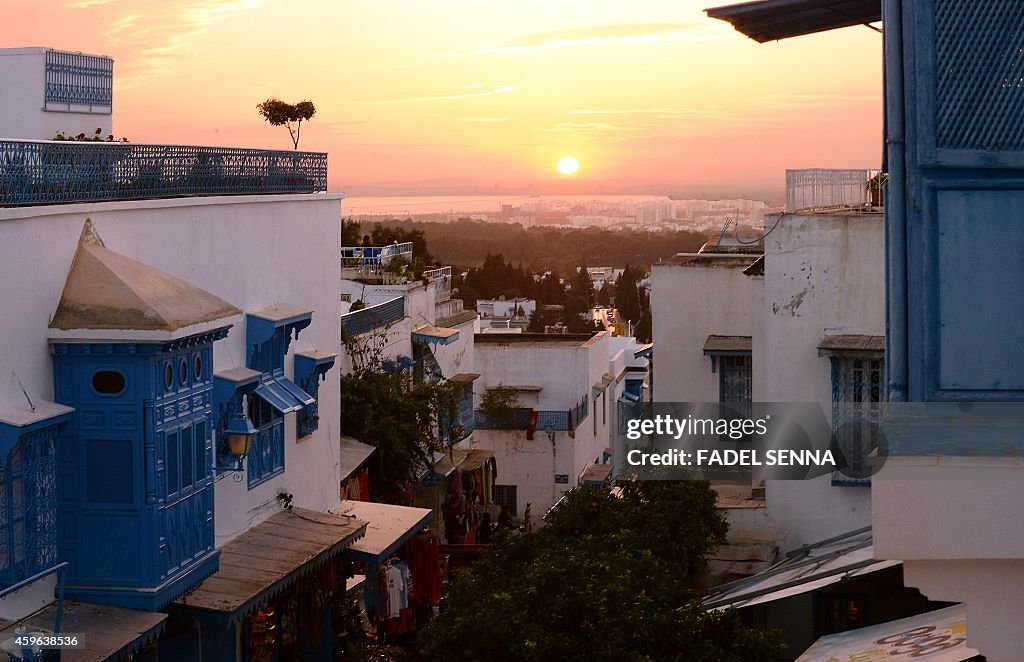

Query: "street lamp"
(221, 402), (257, 469)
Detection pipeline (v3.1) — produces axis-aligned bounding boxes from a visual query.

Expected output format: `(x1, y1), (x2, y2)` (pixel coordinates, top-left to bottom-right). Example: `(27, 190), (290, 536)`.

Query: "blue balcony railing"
(474, 407), (580, 432)
(340, 296), (406, 338)
(0, 427), (60, 588)
(0, 140), (328, 207)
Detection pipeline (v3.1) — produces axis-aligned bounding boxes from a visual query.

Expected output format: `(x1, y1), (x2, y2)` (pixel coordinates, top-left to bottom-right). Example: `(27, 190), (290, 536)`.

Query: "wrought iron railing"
(340, 296), (406, 338)
(45, 49), (113, 107)
(0, 428), (59, 588)
(340, 243), (414, 280)
(424, 266), (453, 301)
(0, 140), (328, 207)
(474, 407), (580, 432)
(785, 169), (885, 212)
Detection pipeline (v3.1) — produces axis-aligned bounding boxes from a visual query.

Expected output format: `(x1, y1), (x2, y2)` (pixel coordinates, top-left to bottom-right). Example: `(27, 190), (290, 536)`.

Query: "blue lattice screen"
(935, 0), (1024, 152)
(0, 428), (59, 586)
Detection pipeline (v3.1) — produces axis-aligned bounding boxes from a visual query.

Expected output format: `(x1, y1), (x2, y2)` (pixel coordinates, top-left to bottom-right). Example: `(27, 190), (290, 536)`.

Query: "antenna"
(716, 217), (734, 246)
(12, 371), (35, 412)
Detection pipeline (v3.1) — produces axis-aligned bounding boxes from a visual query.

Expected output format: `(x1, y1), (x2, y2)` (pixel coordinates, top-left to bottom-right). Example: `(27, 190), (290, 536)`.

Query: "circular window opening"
(179, 358), (189, 385)
(164, 363), (174, 390)
(193, 355), (203, 382)
(92, 370), (126, 395)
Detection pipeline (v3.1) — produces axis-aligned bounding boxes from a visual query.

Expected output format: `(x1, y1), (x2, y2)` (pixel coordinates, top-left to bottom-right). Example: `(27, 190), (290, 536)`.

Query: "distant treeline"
(342, 217), (709, 274)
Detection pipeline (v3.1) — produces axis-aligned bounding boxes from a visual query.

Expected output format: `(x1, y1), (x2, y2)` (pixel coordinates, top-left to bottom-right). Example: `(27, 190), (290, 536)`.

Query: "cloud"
(434, 22), (723, 57)
(356, 85), (517, 104)
(457, 116), (514, 123)
(104, 0), (265, 87)
(69, 0), (117, 7)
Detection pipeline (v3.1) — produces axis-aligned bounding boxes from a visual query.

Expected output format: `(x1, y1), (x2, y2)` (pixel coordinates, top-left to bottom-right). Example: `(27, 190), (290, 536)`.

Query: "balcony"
(340, 296), (406, 338)
(786, 168), (885, 212)
(474, 401), (588, 432)
(340, 242), (414, 282)
(0, 140), (327, 207)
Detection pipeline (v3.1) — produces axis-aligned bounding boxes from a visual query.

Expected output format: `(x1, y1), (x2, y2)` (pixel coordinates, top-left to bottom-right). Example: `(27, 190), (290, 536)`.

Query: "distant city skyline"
(2, 1), (882, 191)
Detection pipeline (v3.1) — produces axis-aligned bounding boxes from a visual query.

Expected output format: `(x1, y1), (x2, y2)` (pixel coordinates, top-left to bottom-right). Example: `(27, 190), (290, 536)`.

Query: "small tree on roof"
(257, 98), (316, 150)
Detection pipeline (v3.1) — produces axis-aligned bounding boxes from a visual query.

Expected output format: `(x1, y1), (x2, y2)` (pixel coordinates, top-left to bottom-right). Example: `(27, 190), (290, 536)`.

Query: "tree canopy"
(257, 98), (316, 150)
(418, 482), (782, 661)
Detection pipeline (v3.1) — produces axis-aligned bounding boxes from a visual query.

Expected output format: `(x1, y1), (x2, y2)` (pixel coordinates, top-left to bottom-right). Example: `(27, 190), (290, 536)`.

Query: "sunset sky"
(1, 1), (883, 192)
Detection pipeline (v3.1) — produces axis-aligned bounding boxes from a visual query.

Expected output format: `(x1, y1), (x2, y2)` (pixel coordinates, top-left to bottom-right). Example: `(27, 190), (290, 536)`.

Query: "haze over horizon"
(2, 1), (883, 195)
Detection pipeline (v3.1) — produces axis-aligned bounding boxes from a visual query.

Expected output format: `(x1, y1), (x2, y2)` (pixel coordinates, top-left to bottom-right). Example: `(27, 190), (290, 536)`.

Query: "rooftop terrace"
(0, 140), (327, 207)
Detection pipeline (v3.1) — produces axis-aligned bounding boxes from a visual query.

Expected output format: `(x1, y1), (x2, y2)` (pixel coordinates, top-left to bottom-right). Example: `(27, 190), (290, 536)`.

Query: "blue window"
(247, 394), (285, 488)
(44, 49), (113, 108)
(0, 407), (71, 589)
(719, 354), (752, 405)
(830, 356), (885, 487)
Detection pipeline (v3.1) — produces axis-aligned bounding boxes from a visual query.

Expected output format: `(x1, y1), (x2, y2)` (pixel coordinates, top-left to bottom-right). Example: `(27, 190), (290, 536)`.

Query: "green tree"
(340, 331), (460, 503)
(616, 265), (642, 324)
(418, 482), (781, 661)
(256, 98), (316, 150)
(596, 281), (611, 306)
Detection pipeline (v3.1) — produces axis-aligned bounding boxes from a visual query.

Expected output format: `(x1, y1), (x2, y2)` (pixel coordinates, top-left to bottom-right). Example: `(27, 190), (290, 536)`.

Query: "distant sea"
(341, 194), (669, 217)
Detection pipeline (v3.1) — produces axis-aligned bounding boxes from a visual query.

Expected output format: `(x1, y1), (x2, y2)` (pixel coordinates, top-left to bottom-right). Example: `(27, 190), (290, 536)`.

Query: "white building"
(469, 332), (615, 518)
(0, 46), (366, 661)
(0, 48), (113, 140)
(756, 210), (884, 552)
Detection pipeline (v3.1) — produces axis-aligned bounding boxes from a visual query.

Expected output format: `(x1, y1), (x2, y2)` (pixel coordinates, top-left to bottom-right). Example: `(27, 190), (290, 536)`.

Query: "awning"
(430, 449), (469, 478)
(461, 448), (494, 472)
(796, 605), (979, 662)
(346, 574), (367, 593)
(580, 463), (613, 486)
(704, 528), (900, 610)
(0, 600), (167, 662)
(634, 342), (654, 359)
(340, 436), (376, 482)
(254, 375), (314, 414)
(703, 335), (752, 355)
(705, 0), (881, 43)
(0, 400), (74, 458)
(175, 508), (367, 624)
(817, 334), (885, 356)
(412, 324), (460, 346)
(340, 501), (433, 564)
(448, 373), (481, 383)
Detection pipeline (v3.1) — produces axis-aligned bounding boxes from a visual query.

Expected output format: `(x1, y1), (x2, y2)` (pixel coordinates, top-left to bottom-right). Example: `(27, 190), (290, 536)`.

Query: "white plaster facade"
(759, 211), (883, 552)
(0, 48), (113, 140)
(651, 250), (757, 403)
(470, 332), (613, 516)
(0, 193), (344, 619)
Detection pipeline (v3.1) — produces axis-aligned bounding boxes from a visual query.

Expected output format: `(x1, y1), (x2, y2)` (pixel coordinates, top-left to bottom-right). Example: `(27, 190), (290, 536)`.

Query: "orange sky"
(1, 1), (883, 191)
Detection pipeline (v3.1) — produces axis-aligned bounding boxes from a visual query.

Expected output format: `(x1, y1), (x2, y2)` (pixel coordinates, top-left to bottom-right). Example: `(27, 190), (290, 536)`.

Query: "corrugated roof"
(703, 335), (753, 354)
(340, 436), (376, 481)
(581, 463), (613, 485)
(703, 527), (899, 610)
(705, 0), (881, 43)
(817, 334), (885, 355)
(175, 508), (366, 623)
(437, 310), (479, 328)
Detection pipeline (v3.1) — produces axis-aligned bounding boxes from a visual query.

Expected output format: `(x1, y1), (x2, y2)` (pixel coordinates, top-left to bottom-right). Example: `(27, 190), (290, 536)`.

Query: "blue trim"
(246, 311), (312, 374)
(412, 329), (459, 345)
(0, 409), (72, 460)
(254, 378), (304, 414)
(295, 354), (336, 438)
(63, 549), (220, 611)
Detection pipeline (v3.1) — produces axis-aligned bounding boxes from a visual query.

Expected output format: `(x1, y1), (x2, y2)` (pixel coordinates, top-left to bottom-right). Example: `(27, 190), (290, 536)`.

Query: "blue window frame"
(0, 405), (71, 590)
(246, 391), (285, 487)
(830, 356), (885, 486)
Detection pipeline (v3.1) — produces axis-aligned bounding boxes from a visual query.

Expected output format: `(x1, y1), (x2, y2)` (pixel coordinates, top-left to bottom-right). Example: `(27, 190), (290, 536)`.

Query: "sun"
(557, 156), (580, 175)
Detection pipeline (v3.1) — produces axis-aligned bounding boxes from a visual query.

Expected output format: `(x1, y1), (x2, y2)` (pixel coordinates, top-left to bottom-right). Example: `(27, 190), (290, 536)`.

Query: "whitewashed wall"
(760, 212), (883, 552)
(0, 48), (112, 140)
(0, 194), (344, 553)
(651, 260), (755, 403)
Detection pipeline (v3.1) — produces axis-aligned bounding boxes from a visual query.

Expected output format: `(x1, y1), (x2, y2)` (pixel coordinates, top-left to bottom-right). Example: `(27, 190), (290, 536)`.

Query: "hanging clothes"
(386, 563), (403, 619)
